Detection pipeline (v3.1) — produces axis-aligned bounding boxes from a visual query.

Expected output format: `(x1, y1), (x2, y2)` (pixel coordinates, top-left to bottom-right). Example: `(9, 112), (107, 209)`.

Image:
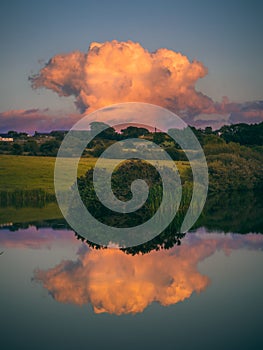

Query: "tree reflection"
(74, 231), (186, 255)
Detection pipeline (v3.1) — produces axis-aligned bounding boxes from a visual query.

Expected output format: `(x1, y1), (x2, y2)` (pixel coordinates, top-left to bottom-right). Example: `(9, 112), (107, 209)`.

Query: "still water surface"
(0, 193), (262, 350)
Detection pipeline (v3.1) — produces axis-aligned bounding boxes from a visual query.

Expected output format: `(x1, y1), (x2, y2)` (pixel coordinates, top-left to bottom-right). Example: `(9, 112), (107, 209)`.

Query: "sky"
(0, 0), (263, 132)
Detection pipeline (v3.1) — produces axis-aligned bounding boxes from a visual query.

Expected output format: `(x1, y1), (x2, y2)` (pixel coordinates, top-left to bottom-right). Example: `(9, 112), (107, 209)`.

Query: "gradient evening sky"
(0, 0), (263, 126)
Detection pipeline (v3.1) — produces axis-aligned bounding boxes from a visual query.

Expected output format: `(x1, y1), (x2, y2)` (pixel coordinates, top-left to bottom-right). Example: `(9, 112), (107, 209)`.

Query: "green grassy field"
(0, 155), (189, 224)
(0, 155), (189, 193)
(0, 155), (97, 193)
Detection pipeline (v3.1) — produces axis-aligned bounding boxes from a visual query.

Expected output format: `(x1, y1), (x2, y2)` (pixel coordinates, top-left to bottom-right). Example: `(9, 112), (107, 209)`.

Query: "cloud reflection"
(33, 233), (263, 315)
(1, 226), (262, 315)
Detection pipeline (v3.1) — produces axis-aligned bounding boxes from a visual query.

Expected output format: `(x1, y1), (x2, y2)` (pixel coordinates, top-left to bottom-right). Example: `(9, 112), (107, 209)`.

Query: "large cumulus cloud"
(0, 40), (249, 131)
(30, 40), (215, 117)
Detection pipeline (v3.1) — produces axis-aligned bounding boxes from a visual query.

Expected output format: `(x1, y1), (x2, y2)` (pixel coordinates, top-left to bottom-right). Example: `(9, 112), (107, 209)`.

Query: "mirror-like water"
(0, 191), (262, 350)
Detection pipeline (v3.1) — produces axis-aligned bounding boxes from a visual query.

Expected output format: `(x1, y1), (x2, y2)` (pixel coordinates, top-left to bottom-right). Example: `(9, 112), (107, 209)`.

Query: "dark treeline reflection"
(0, 218), (68, 231)
(195, 190), (263, 234)
(1, 190), (262, 255)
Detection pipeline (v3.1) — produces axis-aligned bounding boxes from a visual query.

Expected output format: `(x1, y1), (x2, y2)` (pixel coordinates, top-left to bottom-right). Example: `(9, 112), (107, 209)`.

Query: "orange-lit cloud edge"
(1, 41), (263, 133)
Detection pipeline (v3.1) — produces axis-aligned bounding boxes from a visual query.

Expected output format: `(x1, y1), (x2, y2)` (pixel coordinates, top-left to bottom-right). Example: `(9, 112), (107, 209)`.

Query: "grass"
(0, 155), (189, 224)
(0, 155), (96, 193)
(0, 155), (189, 194)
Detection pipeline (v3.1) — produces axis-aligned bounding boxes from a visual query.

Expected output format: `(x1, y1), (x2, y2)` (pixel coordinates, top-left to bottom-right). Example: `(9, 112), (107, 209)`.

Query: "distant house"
(0, 136), (13, 142)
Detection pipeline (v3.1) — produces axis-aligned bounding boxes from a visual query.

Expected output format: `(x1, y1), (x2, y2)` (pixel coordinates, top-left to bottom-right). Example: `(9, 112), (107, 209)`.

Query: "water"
(0, 192), (262, 350)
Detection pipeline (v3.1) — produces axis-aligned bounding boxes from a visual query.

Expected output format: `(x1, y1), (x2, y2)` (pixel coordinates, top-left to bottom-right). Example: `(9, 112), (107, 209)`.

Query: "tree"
(121, 126), (149, 138)
(50, 131), (67, 141)
(204, 126), (213, 134)
(40, 140), (60, 156)
(0, 141), (12, 153)
(91, 143), (106, 157)
(24, 140), (39, 155)
(153, 132), (165, 144)
(218, 122), (263, 146)
(12, 143), (23, 155)
(165, 147), (187, 161)
(90, 122), (118, 140)
(7, 130), (19, 139)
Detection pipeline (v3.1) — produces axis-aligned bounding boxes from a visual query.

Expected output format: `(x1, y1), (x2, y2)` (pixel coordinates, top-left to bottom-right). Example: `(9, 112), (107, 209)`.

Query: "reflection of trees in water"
(74, 160), (262, 253)
(0, 218), (69, 231)
(195, 190), (263, 234)
(74, 231), (186, 255)
(3, 189), (261, 232)
(63, 187), (263, 254)
(1, 189), (262, 254)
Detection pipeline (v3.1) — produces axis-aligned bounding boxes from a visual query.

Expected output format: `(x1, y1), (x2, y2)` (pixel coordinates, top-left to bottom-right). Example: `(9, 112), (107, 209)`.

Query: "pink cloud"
(0, 108), (82, 133)
(0, 227), (78, 249)
(1, 41), (263, 131)
(30, 40), (215, 117)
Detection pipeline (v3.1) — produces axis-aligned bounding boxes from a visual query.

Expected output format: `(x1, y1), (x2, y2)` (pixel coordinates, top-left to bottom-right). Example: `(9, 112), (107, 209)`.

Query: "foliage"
(71, 160), (195, 252)
(23, 140), (39, 155)
(194, 190), (263, 234)
(39, 140), (60, 156)
(206, 144), (263, 192)
(218, 122), (263, 146)
(12, 143), (23, 155)
(0, 189), (55, 208)
(120, 126), (149, 138)
(152, 132), (166, 144)
(90, 122), (118, 140)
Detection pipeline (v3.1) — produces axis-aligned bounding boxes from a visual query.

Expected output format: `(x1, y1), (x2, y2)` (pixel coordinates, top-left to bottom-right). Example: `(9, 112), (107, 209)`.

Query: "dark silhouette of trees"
(153, 132), (166, 144)
(120, 126), (149, 138)
(39, 140), (60, 156)
(12, 143), (23, 155)
(90, 122), (118, 140)
(24, 140), (39, 155)
(218, 122), (263, 146)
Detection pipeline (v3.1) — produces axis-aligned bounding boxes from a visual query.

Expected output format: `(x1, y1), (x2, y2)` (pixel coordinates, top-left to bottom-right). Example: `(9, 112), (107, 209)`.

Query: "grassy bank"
(0, 155), (189, 194)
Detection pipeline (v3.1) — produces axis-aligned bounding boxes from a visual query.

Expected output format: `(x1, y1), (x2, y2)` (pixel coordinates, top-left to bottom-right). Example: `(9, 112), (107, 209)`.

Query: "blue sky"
(0, 0), (263, 130)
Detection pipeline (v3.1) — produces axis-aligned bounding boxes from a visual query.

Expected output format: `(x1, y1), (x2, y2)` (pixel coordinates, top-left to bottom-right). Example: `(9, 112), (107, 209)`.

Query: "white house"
(0, 137), (13, 142)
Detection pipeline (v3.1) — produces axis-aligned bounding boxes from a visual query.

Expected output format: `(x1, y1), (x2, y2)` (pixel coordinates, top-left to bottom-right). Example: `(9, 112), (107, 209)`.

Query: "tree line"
(1, 121), (263, 157)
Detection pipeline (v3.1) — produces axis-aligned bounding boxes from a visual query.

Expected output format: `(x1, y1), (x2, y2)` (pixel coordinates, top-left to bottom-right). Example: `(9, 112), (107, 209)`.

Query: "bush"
(39, 140), (60, 156)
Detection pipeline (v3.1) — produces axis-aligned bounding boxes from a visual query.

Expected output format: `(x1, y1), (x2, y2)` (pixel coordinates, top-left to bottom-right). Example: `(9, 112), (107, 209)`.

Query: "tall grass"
(0, 189), (55, 208)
